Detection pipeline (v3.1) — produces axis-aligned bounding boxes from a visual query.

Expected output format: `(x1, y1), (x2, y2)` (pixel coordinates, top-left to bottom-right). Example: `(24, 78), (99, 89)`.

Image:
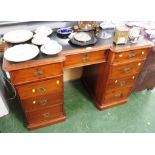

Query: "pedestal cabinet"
(3, 55), (66, 130)
(82, 47), (151, 110)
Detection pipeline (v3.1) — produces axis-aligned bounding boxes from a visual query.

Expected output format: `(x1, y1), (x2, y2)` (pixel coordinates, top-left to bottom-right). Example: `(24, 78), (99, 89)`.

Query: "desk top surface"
(3, 29), (154, 71)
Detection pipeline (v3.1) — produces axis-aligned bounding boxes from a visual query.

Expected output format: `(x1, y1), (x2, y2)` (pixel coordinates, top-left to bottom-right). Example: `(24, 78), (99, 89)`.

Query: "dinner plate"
(70, 36), (97, 47)
(35, 26), (53, 36)
(32, 36), (51, 45)
(74, 32), (91, 42)
(3, 30), (33, 43)
(4, 44), (39, 62)
(40, 43), (62, 55)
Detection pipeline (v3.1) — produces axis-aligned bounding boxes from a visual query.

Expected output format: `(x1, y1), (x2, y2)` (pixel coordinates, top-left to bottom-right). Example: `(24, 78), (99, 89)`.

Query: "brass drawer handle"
(113, 93), (122, 98)
(114, 80), (125, 87)
(42, 112), (50, 118)
(82, 56), (89, 63)
(32, 87), (46, 93)
(119, 81), (126, 87)
(123, 67), (131, 73)
(37, 87), (46, 92)
(128, 54), (136, 58)
(33, 70), (43, 76)
(39, 99), (47, 106)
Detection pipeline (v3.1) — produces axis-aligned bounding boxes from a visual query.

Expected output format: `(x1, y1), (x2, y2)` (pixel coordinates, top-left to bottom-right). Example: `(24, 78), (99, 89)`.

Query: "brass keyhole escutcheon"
(142, 51), (145, 55)
(115, 80), (118, 84)
(56, 80), (60, 84)
(32, 100), (36, 104)
(119, 54), (123, 57)
(138, 62), (142, 66)
(32, 89), (36, 93)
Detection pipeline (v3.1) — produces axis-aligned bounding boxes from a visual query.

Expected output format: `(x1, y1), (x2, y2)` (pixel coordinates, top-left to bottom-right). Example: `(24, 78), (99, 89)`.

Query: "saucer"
(40, 43), (62, 55)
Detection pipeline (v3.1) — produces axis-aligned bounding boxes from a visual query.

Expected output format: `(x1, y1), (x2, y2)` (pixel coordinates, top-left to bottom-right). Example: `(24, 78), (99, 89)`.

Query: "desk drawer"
(104, 87), (132, 104)
(26, 104), (64, 124)
(16, 76), (63, 99)
(107, 75), (137, 90)
(64, 50), (107, 68)
(109, 60), (144, 79)
(10, 63), (63, 85)
(112, 49), (148, 63)
(21, 93), (63, 112)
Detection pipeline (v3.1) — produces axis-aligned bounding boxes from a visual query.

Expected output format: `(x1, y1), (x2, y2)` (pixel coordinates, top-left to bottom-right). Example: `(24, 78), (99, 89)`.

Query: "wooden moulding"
(95, 98), (128, 110)
(27, 114), (66, 130)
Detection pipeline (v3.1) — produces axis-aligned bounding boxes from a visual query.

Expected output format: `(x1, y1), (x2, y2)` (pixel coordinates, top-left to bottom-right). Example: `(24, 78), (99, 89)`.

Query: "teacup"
(43, 40), (58, 51)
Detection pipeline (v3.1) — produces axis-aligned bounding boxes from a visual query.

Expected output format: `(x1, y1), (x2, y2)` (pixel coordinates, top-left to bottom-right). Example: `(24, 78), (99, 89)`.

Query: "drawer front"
(64, 50), (106, 68)
(104, 87), (132, 104)
(107, 75), (137, 91)
(112, 49), (148, 63)
(10, 63), (63, 85)
(21, 93), (63, 112)
(109, 60), (144, 78)
(26, 104), (64, 124)
(16, 76), (63, 99)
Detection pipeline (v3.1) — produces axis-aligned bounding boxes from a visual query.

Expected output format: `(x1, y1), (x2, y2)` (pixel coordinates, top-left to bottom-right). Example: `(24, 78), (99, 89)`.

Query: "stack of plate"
(32, 26), (53, 46)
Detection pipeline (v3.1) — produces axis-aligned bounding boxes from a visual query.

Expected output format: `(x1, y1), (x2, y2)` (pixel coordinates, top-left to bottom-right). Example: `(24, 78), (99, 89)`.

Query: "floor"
(0, 80), (155, 133)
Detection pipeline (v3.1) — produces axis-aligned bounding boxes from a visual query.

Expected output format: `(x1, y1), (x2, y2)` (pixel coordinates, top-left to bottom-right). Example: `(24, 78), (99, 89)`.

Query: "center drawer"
(64, 50), (107, 68)
(10, 63), (63, 85)
(109, 60), (144, 79)
(25, 104), (64, 124)
(16, 76), (63, 99)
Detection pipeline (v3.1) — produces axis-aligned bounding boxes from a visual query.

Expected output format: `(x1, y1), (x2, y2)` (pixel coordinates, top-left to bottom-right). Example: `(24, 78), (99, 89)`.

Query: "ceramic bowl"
(57, 28), (73, 39)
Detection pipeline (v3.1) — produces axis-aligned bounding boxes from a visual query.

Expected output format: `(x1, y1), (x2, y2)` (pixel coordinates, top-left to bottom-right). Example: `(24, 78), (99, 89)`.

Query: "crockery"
(3, 30), (33, 43)
(4, 44), (39, 62)
(74, 32), (91, 42)
(57, 28), (73, 39)
(32, 35), (51, 45)
(40, 42), (62, 55)
(35, 26), (53, 36)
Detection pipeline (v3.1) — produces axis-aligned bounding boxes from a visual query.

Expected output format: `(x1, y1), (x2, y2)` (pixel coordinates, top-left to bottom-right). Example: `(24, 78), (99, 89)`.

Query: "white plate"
(35, 26), (53, 36)
(3, 30), (33, 43)
(74, 32), (91, 42)
(4, 44), (39, 62)
(40, 43), (62, 55)
(32, 36), (51, 45)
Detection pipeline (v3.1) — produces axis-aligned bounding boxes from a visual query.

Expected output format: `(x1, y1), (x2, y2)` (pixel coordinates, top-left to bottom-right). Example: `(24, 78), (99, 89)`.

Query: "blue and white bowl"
(57, 28), (73, 39)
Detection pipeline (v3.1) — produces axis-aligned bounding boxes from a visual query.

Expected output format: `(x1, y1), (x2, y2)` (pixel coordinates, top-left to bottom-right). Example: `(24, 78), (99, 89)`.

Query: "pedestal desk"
(3, 35), (153, 130)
